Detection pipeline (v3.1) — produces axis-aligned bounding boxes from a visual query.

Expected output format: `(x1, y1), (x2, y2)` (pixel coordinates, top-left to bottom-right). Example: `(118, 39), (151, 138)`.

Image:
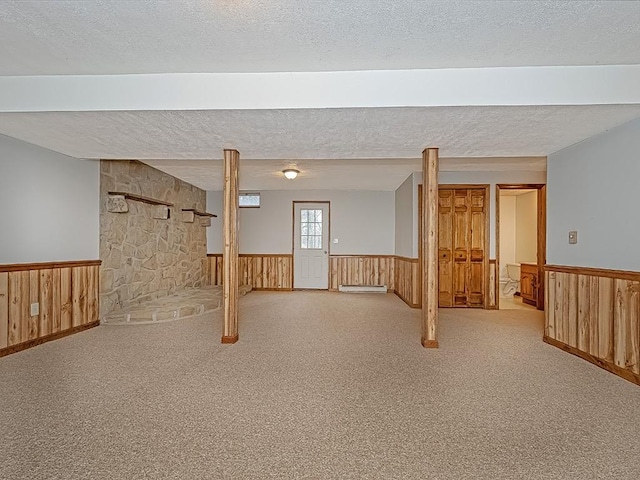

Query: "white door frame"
(292, 201), (330, 289)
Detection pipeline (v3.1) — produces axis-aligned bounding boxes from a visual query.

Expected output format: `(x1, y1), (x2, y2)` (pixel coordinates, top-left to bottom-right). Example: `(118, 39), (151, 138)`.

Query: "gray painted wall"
(206, 169), (547, 261)
(547, 117), (640, 270)
(207, 189), (395, 255)
(394, 175), (414, 257)
(0, 134), (99, 264)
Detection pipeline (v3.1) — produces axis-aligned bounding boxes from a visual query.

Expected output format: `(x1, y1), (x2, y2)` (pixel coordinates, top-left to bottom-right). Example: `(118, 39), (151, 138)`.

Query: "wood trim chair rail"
(0, 260), (101, 273)
(545, 264), (640, 281)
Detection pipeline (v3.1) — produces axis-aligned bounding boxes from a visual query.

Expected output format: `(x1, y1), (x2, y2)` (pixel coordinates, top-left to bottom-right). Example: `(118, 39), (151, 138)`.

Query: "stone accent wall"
(100, 160), (209, 316)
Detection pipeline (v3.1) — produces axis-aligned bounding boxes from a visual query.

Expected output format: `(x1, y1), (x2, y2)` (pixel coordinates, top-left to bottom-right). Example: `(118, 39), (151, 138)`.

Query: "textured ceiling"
(1, 106), (640, 162)
(141, 157), (547, 192)
(1, 1), (639, 192)
(1, 1), (639, 75)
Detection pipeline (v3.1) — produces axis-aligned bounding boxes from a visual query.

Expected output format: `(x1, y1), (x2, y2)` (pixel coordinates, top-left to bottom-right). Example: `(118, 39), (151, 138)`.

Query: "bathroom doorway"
(496, 184), (546, 311)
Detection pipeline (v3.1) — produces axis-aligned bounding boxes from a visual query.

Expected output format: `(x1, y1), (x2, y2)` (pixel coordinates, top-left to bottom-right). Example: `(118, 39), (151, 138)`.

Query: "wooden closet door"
(438, 190), (453, 307)
(452, 190), (470, 306)
(438, 187), (487, 308)
(468, 189), (486, 307)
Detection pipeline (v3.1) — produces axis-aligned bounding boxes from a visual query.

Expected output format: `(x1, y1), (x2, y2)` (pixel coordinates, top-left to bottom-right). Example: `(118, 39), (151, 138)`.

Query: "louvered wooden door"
(438, 187), (487, 308)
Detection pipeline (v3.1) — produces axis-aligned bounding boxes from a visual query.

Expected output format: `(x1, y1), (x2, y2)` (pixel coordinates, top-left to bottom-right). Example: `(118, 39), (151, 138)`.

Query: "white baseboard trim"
(338, 284), (387, 293)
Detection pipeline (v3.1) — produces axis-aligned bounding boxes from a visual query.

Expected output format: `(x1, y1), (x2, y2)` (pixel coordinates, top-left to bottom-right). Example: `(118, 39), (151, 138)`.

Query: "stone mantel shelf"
(108, 191), (174, 207)
(181, 208), (217, 218)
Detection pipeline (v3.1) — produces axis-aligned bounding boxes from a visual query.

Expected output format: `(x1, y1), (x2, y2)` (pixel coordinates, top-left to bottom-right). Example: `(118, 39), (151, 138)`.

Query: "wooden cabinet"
(438, 187), (488, 308)
(520, 263), (538, 306)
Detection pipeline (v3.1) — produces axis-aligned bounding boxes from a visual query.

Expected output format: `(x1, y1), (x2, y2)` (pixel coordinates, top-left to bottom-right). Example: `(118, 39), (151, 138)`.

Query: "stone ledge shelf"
(181, 208), (217, 226)
(107, 191), (174, 219)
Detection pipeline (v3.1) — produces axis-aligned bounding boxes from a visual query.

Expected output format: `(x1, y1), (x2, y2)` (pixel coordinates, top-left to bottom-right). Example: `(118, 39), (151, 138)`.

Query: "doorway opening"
(292, 201), (330, 289)
(496, 184), (546, 310)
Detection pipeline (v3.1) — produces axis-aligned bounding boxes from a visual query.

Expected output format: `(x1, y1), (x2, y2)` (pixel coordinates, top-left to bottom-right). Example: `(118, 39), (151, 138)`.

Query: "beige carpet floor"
(1, 291), (639, 479)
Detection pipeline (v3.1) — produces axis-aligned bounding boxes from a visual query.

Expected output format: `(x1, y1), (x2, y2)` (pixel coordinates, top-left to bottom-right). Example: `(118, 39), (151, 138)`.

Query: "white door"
(294, 202), (329, 289)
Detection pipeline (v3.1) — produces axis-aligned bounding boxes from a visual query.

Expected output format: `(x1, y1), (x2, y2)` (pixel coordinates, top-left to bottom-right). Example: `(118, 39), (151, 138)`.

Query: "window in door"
(300, 209), (323, 249)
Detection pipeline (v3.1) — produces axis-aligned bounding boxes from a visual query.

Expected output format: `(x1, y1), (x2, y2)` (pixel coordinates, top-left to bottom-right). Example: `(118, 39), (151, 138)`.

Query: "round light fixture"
(282, 168), (299, 180)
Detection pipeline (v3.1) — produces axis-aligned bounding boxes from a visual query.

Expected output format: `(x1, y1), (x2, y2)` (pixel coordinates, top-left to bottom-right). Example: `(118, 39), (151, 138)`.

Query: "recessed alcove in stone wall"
(99, 160), (210, 317)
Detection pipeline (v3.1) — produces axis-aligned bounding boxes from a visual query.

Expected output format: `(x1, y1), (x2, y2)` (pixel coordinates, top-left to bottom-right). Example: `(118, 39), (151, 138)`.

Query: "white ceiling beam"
(1, 65), (639, 113)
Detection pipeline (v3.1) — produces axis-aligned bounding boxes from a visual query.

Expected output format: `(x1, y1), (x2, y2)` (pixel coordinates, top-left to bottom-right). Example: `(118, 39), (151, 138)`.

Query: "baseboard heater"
(338, 284), (387, 293)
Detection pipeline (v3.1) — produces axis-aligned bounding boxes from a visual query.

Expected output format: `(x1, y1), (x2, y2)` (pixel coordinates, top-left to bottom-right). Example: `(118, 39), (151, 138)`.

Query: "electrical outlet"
(333, 238), (339, 244)
(30, 302), (39, 316)
(568, 230), (578, 245)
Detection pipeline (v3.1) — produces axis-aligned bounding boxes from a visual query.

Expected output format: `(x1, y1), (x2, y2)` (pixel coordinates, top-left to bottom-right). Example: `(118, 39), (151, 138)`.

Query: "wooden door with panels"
(438, 186), (489, 308)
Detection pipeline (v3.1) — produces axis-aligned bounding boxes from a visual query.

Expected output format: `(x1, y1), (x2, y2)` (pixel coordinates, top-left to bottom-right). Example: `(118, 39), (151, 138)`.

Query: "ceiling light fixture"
(282, 168), (299, 180)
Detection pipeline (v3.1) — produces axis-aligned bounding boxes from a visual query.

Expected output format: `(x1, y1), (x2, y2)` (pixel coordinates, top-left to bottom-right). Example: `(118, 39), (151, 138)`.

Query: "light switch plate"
(568, 230), (578, 244)
(333, 238), (339, 244)
(30, 302), (39, 316)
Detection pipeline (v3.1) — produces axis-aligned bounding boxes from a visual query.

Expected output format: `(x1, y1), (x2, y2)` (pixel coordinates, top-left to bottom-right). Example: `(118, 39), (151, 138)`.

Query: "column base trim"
(421, 338), (439, 349)
(221, 334), (239, 344)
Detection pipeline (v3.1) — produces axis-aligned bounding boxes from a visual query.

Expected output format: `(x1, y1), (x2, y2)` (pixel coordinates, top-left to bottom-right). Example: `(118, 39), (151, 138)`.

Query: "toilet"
(499, 263), (521, 298)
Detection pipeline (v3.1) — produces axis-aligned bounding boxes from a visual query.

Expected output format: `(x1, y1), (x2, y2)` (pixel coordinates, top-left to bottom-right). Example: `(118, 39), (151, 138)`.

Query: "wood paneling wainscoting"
(329, 255), (395, 292)
(0, 260), (101, 357)
(394, 256), (421, 308)
(208, 254), (223, 286)
(545, 265), (640, 386)
(208, 253), (424, 307)
(240, 255), (293, 290)
(207, 254), (293, 290)
(329, 254), (420, 308)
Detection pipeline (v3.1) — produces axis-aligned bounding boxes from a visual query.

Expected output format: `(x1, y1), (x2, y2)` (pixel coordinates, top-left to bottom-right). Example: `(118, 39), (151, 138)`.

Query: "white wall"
(499, 196), (516, 277)
(0, 134), (100, 264)
(515, 191), (538, 264)
(207, 189), (395, 255)
(548, 117), (640, 270)
(394, 175), (413, 257)
(413, 170), (546, 258)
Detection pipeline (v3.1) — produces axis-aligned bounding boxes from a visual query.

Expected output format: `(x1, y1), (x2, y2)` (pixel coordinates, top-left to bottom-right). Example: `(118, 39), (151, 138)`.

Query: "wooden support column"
(421, 148), (439, 348)
(222, 149), (240, 344)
